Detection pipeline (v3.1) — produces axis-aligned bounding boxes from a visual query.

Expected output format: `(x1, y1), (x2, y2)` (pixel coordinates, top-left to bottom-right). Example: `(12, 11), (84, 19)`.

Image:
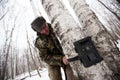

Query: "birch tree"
(40, 0), (85, 79)
(42, 0), (116, 80)
(97, 0), (120, 18)
(69, 0), (120, 79)
(86, 0), (120, 41)
(1, 19), (16, 80)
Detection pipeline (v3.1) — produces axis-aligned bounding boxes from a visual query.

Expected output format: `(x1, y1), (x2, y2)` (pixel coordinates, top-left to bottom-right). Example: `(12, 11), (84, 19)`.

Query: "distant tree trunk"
(1, 20), (16, 80)
(69, 0), (120, 79)
(9, 47), (16, 79)
(25, 53), (32, 77)
(26, 30), (41, 77)
(13, 52), (17, 79)
(10, 47), (14, 79)
(15, 53), (20, 76)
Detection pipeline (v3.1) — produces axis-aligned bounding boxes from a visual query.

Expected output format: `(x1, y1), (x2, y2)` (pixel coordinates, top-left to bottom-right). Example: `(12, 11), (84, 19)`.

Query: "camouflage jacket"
(35, 24), (65, 66)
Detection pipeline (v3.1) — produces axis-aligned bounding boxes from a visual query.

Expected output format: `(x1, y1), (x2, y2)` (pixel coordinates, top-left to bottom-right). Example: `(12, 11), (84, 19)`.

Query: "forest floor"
(13, 68), (65, 80)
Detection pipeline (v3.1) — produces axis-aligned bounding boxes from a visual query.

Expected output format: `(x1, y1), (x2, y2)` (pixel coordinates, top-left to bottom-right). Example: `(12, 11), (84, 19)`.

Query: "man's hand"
(62, 56), (68, 65)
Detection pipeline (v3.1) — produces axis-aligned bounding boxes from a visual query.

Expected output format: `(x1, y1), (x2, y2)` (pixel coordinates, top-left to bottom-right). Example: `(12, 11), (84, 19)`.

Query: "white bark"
(69, 0), (120, 79)
(41, 0), (84, 54)
(41, 0), (86, 78)
(29, 0), (40, 17)
(86, 0), (120, 40)
(97, 0), (120, 17)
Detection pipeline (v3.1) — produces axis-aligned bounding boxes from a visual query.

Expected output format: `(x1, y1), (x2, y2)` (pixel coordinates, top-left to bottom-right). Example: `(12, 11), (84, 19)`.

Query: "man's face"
(40, 23), (50, 35)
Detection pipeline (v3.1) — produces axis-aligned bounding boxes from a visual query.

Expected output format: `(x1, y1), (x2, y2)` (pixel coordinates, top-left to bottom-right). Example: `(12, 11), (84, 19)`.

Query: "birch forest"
(0, 0), (120, 80)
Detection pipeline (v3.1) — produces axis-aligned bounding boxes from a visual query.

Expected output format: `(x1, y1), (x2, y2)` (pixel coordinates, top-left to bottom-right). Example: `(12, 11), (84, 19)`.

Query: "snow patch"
(12, 68), (65, 80)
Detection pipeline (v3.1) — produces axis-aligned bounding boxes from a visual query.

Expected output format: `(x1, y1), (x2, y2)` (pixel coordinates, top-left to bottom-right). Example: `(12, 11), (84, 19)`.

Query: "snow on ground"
(13, 68), (65, 80)
(24, 68), (49, 80)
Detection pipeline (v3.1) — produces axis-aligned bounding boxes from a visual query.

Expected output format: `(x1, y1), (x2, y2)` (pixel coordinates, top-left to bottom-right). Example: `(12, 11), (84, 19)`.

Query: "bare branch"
(0, 9), (9, 20)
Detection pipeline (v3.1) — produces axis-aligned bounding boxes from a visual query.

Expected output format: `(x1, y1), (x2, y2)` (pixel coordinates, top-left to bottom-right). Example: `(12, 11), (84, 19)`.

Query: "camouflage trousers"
(48, 64), (77, 80)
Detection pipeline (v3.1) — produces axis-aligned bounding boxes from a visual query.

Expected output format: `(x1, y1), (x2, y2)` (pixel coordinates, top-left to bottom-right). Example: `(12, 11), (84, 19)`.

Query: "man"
(31, 16), (77, 80)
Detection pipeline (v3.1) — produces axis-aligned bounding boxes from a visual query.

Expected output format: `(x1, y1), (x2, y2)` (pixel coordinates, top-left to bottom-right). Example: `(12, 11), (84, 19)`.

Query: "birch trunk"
(42, 0), (120, 80)
(86, 0), (120, 41)
(69, 0), (120, 79)
(41, 0), (85, 79)
(41, 0), (85, 55)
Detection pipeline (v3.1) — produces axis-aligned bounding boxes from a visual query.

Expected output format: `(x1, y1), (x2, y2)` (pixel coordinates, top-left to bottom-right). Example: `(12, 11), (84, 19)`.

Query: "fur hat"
(31, 16), (46, 32)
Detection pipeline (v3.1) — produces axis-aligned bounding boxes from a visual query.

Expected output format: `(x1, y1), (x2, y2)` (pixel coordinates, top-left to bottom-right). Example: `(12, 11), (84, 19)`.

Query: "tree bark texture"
(86, 0), (120, 41)
(69, 0), (120, 79)
(41, 0), (86, 79)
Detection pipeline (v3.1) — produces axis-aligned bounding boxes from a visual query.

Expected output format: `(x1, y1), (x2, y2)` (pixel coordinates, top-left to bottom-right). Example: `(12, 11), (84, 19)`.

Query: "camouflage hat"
(31, 16), (46, 32)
